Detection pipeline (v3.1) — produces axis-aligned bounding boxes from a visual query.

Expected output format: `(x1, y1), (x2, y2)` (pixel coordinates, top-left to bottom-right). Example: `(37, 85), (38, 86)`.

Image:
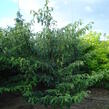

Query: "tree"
(0, 0), (109, 108)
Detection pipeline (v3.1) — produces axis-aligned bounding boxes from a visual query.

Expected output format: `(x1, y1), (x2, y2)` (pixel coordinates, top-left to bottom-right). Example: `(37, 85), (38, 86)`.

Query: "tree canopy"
(0, 0), (109, 108)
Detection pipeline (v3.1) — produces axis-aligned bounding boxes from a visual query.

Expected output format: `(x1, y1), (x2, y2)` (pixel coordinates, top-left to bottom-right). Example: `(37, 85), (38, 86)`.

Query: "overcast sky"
(0, 0), (109, 34)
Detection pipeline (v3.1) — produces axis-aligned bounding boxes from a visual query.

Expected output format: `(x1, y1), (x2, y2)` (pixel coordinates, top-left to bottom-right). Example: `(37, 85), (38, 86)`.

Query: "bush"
(0, 0), (109, 108)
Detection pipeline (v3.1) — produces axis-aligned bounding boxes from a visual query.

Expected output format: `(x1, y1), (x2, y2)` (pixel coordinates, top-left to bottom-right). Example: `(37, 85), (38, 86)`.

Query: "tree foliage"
(0, 0), (109, 108)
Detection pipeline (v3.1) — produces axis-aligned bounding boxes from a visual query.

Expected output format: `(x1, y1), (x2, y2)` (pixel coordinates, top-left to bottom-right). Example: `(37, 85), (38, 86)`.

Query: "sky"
(0, 0), (109, 34)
